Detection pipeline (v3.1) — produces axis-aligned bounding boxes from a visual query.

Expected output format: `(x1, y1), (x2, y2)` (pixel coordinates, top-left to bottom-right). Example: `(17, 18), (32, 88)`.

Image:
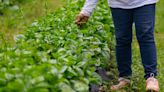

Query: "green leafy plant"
(0, 0), (115, 91)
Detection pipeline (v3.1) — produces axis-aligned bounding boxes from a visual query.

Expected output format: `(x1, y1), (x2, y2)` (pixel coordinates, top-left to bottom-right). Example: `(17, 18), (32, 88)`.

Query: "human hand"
(75, 13), (89, 26)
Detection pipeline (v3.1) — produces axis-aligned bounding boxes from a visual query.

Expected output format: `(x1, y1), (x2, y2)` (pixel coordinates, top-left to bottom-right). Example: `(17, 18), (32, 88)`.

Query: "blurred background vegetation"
(0, 0), (62, 43)
(0, 0), (164, 91)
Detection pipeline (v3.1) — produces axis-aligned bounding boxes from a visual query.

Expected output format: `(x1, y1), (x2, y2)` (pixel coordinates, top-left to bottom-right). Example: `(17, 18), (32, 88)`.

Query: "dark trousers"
(110, 4), (157, 79)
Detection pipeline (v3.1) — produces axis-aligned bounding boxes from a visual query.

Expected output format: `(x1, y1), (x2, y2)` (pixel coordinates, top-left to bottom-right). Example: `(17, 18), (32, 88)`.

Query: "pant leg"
(133, 4), (157, 79)
(110, 8), (133, 77)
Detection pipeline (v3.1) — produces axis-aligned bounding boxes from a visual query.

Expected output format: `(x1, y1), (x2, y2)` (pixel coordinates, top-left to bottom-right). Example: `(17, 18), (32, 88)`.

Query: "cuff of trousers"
(119, 76), (131, 83)
(80, 10), (91, 17)
(145, 73), (157, 80)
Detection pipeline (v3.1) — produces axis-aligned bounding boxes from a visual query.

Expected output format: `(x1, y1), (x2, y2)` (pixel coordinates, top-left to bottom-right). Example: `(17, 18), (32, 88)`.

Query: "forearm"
(81, 0), (98, 16)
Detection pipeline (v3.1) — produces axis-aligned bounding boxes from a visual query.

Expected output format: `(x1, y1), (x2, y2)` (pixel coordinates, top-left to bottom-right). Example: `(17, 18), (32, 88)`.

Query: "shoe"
(110, 77), (130, 91)
(146, 77), (159, 92)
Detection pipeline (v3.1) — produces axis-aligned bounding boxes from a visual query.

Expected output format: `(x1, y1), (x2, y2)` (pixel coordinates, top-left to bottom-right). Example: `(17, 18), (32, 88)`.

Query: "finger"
(75, 16), (82, 24)
(75, 18), (81, 24)
(82, 16), (89, 22)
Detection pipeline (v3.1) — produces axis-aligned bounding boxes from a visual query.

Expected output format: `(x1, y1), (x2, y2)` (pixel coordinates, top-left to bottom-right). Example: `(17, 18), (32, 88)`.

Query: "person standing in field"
(75, 0), (159, 91)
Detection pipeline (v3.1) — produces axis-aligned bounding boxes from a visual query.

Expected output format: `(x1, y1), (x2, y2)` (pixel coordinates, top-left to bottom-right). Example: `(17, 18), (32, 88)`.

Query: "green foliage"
(0, 0), (114, 91)
(0, 0), (31, 14)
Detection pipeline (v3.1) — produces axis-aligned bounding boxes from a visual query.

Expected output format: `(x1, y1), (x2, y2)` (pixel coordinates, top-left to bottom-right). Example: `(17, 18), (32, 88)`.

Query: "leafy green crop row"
(0, 0), (115, 92)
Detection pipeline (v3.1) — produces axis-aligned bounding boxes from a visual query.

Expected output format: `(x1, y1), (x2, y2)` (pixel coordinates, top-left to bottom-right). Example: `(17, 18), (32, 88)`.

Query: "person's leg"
(110, 8), (133, 90)
(133, 4), (157, 79)
(111, 8), (133, 78)
(134, 4), (159, 92)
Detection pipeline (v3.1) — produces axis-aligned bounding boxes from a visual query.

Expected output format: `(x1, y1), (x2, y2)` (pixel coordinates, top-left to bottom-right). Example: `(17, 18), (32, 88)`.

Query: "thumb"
(75, 14), (83, 25)
(75, 16), (81, 23)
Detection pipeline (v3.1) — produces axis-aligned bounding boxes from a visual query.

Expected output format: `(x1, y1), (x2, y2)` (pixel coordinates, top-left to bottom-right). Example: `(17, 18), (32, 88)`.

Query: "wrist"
(80, 10), (91, 17)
